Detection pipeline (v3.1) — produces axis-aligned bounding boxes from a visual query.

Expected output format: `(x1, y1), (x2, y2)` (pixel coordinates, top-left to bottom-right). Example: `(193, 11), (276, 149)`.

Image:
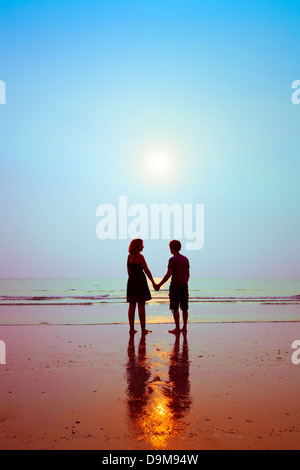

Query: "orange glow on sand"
(126, 334), (191, 450)
(138, 388), (181, 450)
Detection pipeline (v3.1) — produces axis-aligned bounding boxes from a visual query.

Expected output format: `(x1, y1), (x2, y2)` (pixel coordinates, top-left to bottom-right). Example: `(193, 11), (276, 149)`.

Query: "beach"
(0, 322), (299, 450)
(1, 0), (300, 453)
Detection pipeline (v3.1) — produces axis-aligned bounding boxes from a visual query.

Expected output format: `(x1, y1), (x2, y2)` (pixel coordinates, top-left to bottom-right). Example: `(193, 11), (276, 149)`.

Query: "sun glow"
(138, 144), (182, 184)
(145, 151), (171, 178)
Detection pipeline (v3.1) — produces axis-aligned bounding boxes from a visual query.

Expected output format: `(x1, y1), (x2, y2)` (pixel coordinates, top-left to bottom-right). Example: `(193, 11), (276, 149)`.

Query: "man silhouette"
(156, 240), (190, 334)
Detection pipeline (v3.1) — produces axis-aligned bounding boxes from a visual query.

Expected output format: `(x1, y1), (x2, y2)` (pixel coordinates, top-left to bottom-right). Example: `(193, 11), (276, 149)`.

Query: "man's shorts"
(169, 282), (189, 311)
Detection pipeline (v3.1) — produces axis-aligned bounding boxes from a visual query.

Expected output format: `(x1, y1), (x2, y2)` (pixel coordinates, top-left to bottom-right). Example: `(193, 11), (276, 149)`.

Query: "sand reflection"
(125, 333), (191, 449)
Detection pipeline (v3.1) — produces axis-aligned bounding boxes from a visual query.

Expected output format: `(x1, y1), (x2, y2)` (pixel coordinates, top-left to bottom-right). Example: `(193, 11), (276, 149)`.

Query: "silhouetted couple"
(127, 239), (190, 336)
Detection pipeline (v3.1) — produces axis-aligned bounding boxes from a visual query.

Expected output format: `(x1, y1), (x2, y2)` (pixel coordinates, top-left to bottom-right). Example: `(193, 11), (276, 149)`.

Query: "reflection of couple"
(125, 331), (191, 449)
(127, 239), (190, 335)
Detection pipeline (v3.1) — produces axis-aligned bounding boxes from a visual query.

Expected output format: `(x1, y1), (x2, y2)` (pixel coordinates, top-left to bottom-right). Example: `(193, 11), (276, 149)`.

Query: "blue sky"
(0, 0), (299, 278)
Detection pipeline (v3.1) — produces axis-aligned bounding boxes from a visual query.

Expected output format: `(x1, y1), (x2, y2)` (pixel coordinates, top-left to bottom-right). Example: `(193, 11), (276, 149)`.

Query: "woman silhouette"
(127, 239), (156, 335)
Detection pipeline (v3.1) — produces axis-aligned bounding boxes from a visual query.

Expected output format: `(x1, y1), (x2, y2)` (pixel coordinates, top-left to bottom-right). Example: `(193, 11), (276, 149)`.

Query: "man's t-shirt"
(168, 253), (190, 284)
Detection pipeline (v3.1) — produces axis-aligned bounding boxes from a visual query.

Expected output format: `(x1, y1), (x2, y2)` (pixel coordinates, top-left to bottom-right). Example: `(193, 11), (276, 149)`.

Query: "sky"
(0, 0), (299, 279)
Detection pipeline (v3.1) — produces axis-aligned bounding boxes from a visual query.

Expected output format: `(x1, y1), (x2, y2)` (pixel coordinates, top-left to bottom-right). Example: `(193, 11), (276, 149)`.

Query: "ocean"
(0, 278), (299, 326)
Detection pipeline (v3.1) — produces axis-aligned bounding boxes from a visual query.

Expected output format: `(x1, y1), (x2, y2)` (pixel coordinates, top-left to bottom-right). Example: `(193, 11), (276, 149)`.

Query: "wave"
(0, 294), (115, 303)
(0, 293), (299, 306)
(0, 320), (300, 327)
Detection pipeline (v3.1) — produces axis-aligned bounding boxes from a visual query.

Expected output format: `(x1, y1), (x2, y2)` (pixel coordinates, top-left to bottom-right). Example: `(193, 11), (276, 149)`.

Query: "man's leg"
(169, 309), (180, 333)
(181, 310), (188, 332)
(181, 284), (189, 332)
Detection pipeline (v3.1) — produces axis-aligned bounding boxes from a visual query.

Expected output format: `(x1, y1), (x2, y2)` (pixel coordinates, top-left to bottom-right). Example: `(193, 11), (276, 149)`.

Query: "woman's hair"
(128, 238), (143, 255)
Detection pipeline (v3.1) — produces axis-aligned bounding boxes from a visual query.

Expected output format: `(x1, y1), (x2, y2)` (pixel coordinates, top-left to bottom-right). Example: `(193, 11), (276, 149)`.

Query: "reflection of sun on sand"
(138, 389), (181, 450)
(126, 333), (191, 450)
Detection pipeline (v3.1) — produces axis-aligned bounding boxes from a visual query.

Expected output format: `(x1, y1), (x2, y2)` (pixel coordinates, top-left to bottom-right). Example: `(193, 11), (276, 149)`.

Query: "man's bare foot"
(141, 329), (152, 335)
(181, 328), (187, 333)
(129, 329), (138, 335)
(168, 328), (181, 334)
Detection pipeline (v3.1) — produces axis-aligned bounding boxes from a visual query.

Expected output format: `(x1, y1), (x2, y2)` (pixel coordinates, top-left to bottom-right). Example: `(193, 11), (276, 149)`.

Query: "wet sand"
(0, 322), (299, 450)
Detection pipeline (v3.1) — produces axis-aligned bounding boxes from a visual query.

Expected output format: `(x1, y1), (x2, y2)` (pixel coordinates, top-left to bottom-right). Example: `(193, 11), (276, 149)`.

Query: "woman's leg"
(138, 302), (152, 335)
(128, 302), (137, 333)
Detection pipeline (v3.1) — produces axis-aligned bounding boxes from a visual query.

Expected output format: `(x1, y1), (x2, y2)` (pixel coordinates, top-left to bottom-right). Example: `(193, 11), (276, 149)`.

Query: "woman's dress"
(127, 255), (151, 303)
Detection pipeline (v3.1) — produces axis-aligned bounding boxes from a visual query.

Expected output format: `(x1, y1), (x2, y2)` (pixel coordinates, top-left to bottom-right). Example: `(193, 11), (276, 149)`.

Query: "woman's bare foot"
(168, 328), (181, 334)
(129, 329), (138, 335)
(181, 328), (187, 333)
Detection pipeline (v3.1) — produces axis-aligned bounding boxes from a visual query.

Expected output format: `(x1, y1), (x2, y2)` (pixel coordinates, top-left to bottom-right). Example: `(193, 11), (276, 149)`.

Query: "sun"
(139, 144), (181, 184)
(145, 150), (172, 178)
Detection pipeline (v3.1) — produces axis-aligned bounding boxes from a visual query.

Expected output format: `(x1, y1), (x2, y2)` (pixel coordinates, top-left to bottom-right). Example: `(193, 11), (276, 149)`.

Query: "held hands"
(152, 282), (161, 291)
